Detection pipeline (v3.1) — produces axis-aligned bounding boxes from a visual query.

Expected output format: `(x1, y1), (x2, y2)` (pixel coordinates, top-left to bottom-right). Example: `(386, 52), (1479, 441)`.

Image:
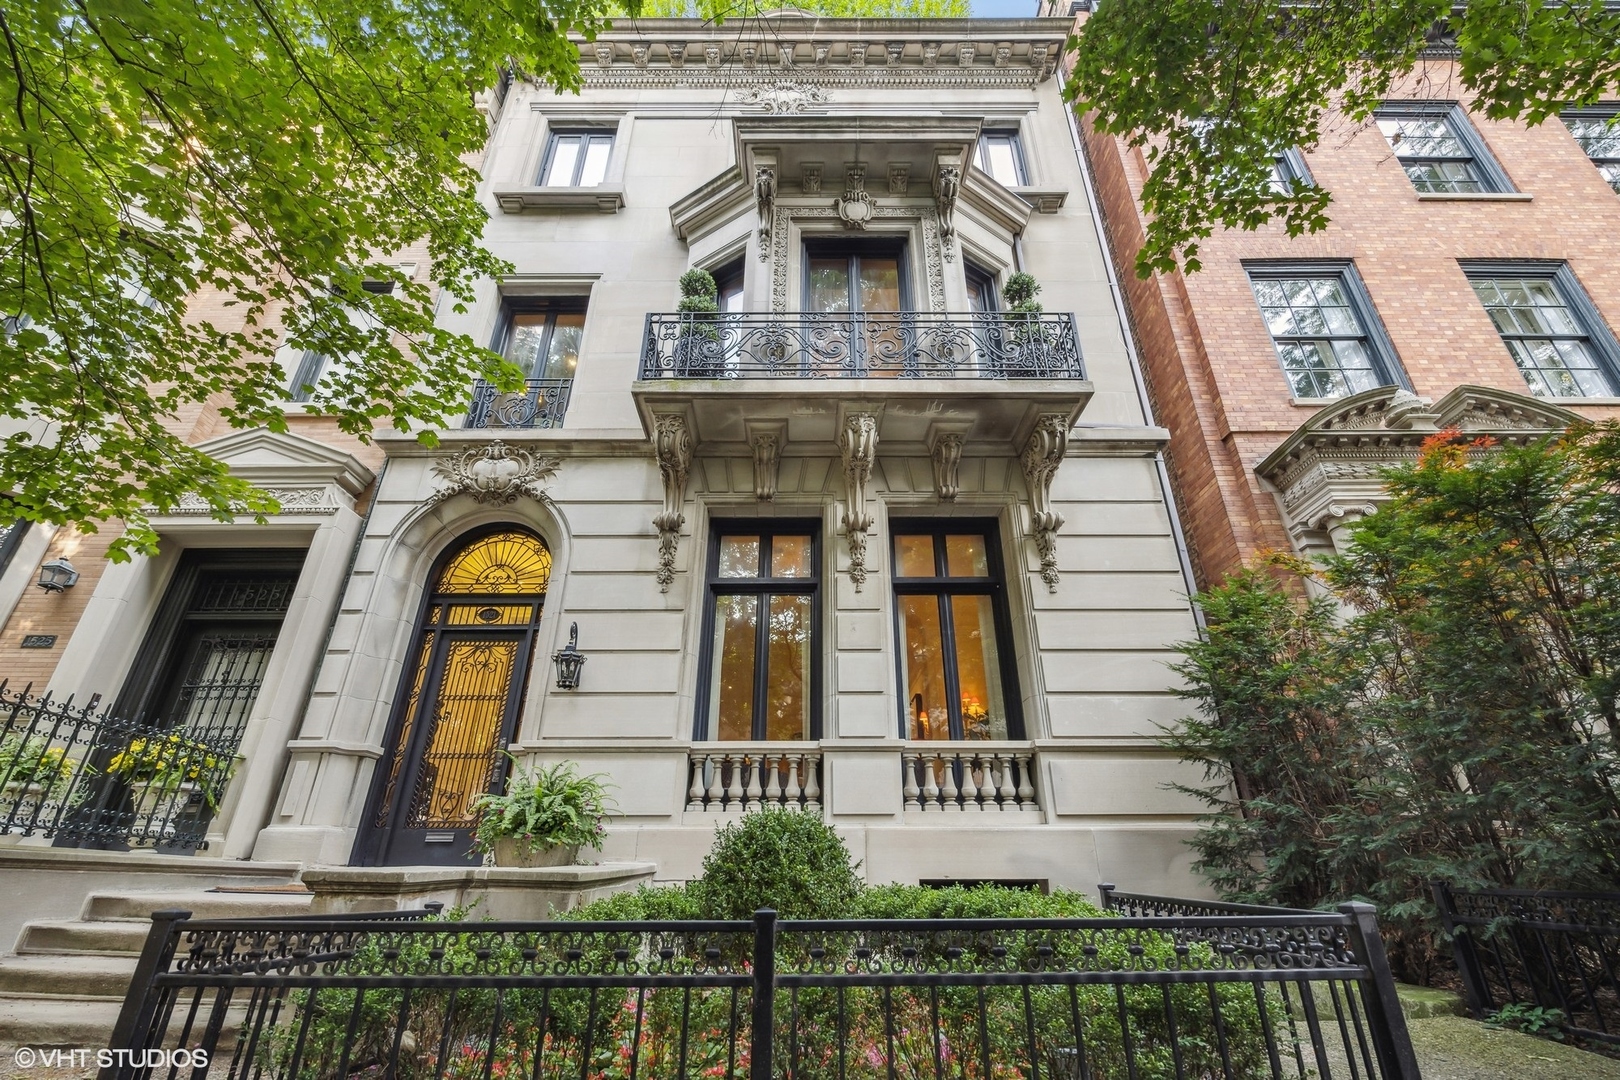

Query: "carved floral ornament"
(1020, 415), (1069, 593)
(579, 38), (1061, 86)
(1256, 384), (1578, 542)
(652, 414), (693, 592)
(429, 442), (560, 506)
(735, 80), (830, 114)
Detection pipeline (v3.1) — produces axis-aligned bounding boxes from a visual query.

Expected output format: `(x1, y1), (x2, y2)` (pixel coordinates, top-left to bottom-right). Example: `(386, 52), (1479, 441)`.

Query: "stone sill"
(1012, 186), (1068, 213)
(1416, 191), (1533, 202)
(494, 186), (625, 213)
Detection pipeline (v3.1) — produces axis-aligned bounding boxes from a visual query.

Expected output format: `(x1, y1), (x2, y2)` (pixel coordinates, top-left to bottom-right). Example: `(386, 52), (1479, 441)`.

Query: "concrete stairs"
(0, 887), (312, 1047)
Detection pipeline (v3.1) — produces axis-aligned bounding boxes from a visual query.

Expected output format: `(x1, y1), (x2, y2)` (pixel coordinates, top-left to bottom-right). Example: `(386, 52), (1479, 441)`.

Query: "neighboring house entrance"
(55, 550), (302, 852)
(356, 528), (549, 866)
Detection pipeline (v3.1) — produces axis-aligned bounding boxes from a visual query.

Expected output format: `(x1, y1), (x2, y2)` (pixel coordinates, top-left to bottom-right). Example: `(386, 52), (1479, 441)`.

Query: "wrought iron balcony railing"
(465, 378), (572, 429)
(638, 311), (1085, 380)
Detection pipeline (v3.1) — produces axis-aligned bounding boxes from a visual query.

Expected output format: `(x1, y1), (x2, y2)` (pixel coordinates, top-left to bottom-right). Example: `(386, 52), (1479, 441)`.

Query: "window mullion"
(937, 589), (965, 741)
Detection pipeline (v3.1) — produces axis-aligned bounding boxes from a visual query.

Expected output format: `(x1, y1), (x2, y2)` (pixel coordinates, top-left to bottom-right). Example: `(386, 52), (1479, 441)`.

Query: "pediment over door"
(1256, 384), (1579, 548)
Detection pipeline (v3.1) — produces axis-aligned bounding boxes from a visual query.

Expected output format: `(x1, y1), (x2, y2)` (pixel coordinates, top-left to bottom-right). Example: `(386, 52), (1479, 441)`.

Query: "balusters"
(899, 748), (1041, 813)
(1015, 753), (1036, 810)
(998, 754), (1018, 810)
(687, 750), (823, 813)
(785, 756), (803, 805)
(902, 753), (921, 811)
(958, 754), (981, 811)
(921, 755), (941, 810)
(940, 756), (960, 811)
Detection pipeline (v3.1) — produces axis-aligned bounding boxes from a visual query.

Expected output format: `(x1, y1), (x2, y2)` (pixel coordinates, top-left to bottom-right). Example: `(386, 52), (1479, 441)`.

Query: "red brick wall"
(1079, 66), (1620, 585)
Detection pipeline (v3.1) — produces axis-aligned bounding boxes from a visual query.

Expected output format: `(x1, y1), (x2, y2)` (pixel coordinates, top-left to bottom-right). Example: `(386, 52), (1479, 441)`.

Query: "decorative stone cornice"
(569, 23), (1069, 88)
(1257, 384), (1579, 541)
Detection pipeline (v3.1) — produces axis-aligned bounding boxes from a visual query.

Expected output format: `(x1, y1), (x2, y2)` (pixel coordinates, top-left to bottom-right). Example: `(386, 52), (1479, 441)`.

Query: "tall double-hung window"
(1464, 263), (1620, 399)
(698, 524), (820, 742)
(892, 522), (1022, 742)
(1375, 103), (1513, 194)
(1563, 107), (1620, 194)
(1247, 264), (1403, 400)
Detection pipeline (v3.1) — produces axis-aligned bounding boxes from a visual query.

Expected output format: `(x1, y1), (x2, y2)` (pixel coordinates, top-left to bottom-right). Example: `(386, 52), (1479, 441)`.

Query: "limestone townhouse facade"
(0, 14), (1212, 902)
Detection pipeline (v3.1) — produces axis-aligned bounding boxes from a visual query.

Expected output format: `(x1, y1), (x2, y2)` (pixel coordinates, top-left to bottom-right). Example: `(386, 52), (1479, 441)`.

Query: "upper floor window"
(1563, 107), (1620, 194)
(1465, 265), (1620, 399)
(892, 522), (1021, 742)
(713, 259), (746, 312)
(965, 263), (999, 312)
(1248, 265), (1402, 400)
(498, 303), (584, 381)
(1375, 104), (1512, 194)
(1269, 148), (1313, 193)
(540, 130), (613, 187)
(283, 270), (408, 402)
(805, 239), (908, 312)
(976, 131), (1027, 187)
(698, 524), (820, 742)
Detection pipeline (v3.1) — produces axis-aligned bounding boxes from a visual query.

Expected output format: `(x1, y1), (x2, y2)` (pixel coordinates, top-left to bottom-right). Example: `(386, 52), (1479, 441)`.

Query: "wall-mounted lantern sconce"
(36, 557), (80, 592)
(552, 622), (586, 690)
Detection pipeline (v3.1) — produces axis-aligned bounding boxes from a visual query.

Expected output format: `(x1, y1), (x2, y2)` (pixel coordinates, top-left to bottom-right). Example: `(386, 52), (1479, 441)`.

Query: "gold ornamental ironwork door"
(358, 530), (551, 866)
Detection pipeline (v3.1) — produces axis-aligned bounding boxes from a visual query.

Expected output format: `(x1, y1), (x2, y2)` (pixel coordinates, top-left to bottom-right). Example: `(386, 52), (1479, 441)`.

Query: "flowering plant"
(106, 731), (233, 810)
(470, 758), (614, 858)
(0, 734), (78, 796)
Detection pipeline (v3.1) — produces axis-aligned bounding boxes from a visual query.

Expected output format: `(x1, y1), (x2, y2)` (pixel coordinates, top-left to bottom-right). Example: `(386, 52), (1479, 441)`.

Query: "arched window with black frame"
(891, 520), (1022, 741)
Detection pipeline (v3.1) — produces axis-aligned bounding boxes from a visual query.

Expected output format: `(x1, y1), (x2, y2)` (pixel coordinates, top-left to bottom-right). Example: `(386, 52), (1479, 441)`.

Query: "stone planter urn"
(492, 839), (580, 868)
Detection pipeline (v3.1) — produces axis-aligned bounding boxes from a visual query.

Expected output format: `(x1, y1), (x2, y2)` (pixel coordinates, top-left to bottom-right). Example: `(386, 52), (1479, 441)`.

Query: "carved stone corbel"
(754, 164), (776, 258)
(652, 414), (693, 592)
(926, 424), (969, 502)
(746, 421), (786, 501)
(838, 412), (880, 591)
(1020, 414), (1069, 592)
(934, 160), (961, 260)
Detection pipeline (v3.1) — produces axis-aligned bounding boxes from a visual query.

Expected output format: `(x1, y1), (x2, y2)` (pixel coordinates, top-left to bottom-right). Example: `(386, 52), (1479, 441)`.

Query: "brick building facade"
(1058, 28), (1620, 584)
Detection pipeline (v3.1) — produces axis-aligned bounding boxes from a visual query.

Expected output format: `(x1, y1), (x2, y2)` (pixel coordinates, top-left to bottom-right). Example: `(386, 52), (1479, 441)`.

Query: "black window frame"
(538, 128), (616, 188)
(1269, 147), (1314, 192)
(711, 257), (746, 312)
(694, 520), (824, 743)
(1245, 260), (1409, 401)
(976, 130), (1029, 187)
(965, 262), (1000, 312)
(890, 518), (1024, 742)
(802, 237), (913, 313)
(1561, 105), (1620, 194)
(491, 297), (588, 380)
(1374, 101), (1514, 194)
(1461, 259), (1620, 400)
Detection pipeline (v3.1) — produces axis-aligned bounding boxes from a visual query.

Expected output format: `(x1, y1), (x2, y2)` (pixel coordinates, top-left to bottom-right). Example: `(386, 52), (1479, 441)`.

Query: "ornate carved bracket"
(926, 424), (968, 502)
(429, 442), (560, 506)
(838, 412), (880, 591)
(652, 414), (693, 592)
(1020, 414), (1069, 592)
(835, 164), (875, 229)
(754, 164), (776, 257)
(934, 160), (961, 261)
(747, 421), (786, 501)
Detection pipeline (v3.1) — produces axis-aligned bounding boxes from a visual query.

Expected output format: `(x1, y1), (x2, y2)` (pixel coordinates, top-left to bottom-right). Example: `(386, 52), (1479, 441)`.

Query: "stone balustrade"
(902, 746), (1039, 813)
(686, 747), (822, 814)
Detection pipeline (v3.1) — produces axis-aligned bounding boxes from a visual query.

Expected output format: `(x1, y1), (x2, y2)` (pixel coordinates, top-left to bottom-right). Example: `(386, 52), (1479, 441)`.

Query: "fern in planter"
(470, 759), (614, 866)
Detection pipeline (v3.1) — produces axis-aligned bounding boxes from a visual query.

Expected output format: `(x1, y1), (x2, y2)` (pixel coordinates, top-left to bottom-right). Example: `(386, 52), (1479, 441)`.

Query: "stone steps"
(0, 885), (312, 1047)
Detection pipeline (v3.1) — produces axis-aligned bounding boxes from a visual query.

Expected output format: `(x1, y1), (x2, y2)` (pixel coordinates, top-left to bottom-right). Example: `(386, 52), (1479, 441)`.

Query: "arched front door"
(356, 528), (551, 866)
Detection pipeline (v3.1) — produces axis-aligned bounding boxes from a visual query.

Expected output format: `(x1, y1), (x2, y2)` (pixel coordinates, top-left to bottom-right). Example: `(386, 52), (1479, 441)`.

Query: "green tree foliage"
(0, 0), (635, 557)
(624, 0), (967, 17)
(1172, 426), (1620, 970)
(1068, 0), (1620, 276)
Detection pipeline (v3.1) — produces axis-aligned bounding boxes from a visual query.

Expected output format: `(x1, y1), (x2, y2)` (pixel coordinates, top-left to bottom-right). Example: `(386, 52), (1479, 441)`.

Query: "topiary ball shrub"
(1001, 271), (1043, 314)
(693, 807), (861, 919)
(677, 268), (718, 314)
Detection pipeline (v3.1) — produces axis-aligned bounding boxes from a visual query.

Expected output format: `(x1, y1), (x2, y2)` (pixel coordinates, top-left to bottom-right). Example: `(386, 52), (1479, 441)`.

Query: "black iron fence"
(102, 891), (1420, 1080)
(638, 312), (1086, 380)
(465, 378), (572, 429)
(0, 680), (238, 851)
(1434, 880), (1620, 1044)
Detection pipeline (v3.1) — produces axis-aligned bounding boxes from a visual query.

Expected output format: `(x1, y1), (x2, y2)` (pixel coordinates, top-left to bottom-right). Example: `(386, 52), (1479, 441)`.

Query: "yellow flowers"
(107, 731), (222, 784)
